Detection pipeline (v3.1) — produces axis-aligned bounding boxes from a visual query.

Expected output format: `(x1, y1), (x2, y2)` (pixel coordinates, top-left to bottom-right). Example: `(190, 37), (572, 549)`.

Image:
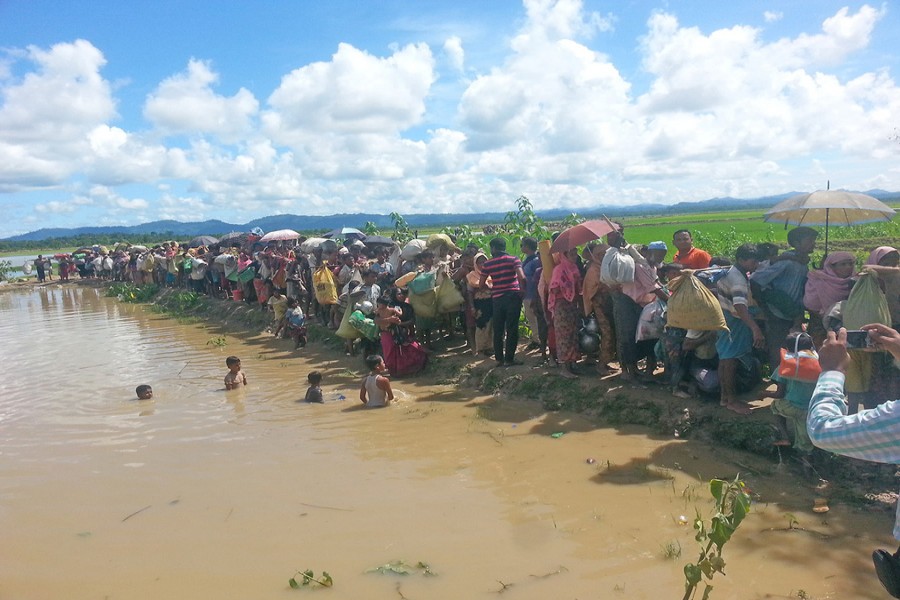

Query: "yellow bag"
(666, 271), (728, 331)
(313, 267), (338, 305)
(436, 276), (464, 312)
(538, 240), (555, 284)
(336, 305), (361, 340)
(408, 288), (437, 319)
(843, 271), (891, 329)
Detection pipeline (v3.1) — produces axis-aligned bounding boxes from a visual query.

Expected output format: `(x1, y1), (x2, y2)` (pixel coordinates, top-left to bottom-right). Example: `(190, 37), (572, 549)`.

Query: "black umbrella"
(188, 235), (219, 248)
(363, 235), (396, 246)
(219, 231), (249, 246)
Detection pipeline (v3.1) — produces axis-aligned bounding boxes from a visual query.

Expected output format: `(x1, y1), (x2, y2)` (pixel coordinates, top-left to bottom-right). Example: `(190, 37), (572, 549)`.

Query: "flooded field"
(0, 285), (895, 599)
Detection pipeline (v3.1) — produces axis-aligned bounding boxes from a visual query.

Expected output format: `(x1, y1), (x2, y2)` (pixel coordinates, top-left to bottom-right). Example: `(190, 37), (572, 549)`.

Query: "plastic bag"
(313, 266), (338, 305)
(666, 271), (728, 331)
(778, 348), (821, 382)
(407, 271), (435, 295)
(600, 248), (634, 285)
(336, 304), (362, 340)
(436, 276), (464, 312)
(401, 239), (426, 261)
(408, 288), (437, 319)
(843, 271), (891, 329)
(636, 299), (667, 342)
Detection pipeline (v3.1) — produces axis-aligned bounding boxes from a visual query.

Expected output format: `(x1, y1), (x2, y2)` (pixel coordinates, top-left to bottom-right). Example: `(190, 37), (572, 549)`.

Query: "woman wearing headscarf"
(862, 246), (900, 408)
(548, 247), (583, 378)
(582, 241), (616, 374)
(866, 246), (900, 326)
(803, 251), (856, 346)
(466, 252), (494, 357)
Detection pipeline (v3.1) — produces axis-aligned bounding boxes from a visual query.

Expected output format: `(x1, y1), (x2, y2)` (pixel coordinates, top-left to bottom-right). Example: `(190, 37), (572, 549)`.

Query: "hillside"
(5, 190), (899, 242)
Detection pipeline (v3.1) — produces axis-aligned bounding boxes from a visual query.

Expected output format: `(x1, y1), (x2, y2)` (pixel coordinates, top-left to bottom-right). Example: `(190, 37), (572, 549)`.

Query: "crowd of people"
(48, 225), (900, 448)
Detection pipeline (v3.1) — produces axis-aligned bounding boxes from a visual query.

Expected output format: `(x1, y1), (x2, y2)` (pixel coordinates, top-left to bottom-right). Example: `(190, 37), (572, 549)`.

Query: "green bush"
(106, 283), (160, 303)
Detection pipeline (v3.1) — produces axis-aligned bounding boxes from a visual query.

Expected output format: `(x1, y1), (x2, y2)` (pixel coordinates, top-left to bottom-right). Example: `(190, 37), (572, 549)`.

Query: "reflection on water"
(0, 285), (895, 599)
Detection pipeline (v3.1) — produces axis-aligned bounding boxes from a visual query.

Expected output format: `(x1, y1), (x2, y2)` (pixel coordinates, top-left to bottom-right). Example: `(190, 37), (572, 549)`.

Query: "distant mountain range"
(6, 190), (899, 242)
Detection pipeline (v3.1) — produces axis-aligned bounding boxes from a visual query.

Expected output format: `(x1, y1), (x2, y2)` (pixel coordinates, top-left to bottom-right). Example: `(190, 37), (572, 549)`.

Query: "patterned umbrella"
(259, 229), (301, 242)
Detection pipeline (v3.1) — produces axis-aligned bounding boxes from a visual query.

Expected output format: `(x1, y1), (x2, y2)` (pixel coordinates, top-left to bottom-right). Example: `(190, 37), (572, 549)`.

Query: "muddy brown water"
(0, 285), (895, 599)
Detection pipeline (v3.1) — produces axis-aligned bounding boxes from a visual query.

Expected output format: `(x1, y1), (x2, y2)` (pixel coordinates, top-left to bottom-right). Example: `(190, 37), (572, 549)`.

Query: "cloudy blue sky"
(1, 0), (899, 238)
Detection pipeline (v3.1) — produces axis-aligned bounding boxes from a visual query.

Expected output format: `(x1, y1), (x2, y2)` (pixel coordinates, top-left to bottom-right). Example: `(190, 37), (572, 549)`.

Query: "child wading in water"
(135, 384), (153, 400)
(304, 371), (324, 403)
(360, 355), (393, 408)
(224, 356), (248, 390)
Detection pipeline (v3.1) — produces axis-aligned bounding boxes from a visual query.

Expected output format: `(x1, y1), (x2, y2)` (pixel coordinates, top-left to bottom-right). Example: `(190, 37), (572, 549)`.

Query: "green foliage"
(288, 569), (333, 589)
(690, 226), (776, 259)
(362, 221), (379, 235)
(682, 476), (751, 600)
(390, 212), (414, 244)
(0, 259), (12, 281)
(206, 335), (227, 348)
(166, 290), (202, 313)
(106, 283), (160, 303)
(367, 560), (437, 577)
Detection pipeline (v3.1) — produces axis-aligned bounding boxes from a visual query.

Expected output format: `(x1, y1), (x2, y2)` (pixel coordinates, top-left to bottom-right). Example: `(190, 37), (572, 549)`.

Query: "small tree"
(682, 476), (751, 600)
(0, 259), (12, 281)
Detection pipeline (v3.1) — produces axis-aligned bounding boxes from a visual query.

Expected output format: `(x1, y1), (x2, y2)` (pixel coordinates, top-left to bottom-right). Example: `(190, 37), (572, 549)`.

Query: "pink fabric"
(803, 251), (855, 314)
(867, 246), (899, 266)
(623, 261), (659, 306)
(548, 255), (581, 313)
(380, 331), (428, 377)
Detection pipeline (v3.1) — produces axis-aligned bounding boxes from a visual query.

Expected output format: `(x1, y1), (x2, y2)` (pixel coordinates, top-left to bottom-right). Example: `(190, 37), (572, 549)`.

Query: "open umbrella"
(259, 229), (300, 242)
(323, 226), (365, 239)
(300, 237), (328, 252)
(188, 235), (219, 248)
(550, 219), (619, 253)
(363, 235), (396, 247)
(764, 189), (895, 255)
(219, 231), (250, 247)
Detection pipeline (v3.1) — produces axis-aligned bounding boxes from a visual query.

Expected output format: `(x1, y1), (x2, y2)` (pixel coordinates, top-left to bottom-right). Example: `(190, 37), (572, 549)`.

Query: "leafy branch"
(682, 476), (751, 600)
(289, 569), (333, 589)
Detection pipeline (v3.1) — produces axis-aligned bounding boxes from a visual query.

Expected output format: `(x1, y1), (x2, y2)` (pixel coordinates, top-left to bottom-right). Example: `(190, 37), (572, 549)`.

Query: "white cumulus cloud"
(144, 59), (259, 141)
(443, 36), (465, 72)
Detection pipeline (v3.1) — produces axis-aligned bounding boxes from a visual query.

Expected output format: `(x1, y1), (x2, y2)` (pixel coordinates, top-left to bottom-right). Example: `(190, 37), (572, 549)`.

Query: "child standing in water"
(224, 356), (248, 390)
(359, 355), (393, 408)
(304, 371), (324, 403)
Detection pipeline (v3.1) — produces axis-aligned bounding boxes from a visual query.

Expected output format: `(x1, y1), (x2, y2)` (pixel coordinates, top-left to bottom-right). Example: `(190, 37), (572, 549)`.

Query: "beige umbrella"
(259, 229), (300, 242)
(763, 189), (895, 255)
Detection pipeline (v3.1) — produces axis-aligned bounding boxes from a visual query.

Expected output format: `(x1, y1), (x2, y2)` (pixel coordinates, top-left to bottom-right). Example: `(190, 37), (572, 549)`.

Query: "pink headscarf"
(867, 246), (899, 266)
(803, 251), (855, 314)
(548, 252), (582, 313)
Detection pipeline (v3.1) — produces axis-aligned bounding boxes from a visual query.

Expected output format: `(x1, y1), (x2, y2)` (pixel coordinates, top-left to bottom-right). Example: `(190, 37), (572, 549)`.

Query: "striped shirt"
(482, 253), (522, 298)
(808, 370), (900, 539)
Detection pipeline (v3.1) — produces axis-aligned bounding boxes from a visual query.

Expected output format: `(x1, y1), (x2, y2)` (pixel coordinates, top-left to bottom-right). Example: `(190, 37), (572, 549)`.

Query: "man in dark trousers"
(479, 237), (526, 367)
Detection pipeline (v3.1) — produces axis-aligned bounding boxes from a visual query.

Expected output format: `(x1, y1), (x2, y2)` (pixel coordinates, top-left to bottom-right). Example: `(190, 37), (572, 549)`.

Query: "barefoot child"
(224, 356), (248, 390)
(359, 355), (393, 408)
(304, 371), (324, 403)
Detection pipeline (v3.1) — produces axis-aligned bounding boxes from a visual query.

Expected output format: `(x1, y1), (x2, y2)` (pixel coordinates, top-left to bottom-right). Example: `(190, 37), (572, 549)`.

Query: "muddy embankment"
(111, 283), (898, 511)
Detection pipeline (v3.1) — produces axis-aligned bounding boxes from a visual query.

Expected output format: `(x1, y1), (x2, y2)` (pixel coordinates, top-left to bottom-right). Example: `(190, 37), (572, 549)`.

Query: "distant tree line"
(0, 232), (181, 253)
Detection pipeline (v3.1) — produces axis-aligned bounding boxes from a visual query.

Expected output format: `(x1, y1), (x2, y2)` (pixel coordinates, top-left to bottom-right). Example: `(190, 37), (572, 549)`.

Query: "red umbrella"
(550, 219), (619, 253)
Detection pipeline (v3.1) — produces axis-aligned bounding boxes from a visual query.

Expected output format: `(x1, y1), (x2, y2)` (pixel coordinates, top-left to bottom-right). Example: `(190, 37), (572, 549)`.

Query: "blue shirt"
(522, 253), (540, 301)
